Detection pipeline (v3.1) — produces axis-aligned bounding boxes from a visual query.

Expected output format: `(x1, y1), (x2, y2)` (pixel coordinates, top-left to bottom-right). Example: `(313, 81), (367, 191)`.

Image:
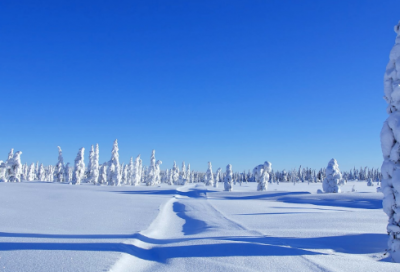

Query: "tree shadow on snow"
(0, 233), (387, 263)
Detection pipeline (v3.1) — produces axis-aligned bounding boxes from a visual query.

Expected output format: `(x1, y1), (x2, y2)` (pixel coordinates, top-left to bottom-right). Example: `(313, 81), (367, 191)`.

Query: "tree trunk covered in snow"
(381, 21), (400, 263)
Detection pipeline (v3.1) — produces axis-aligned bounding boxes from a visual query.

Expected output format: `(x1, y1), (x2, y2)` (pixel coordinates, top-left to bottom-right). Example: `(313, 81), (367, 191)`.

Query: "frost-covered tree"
(47, 165), (54, 182)
(55, 146), (64, 182)
(121, 164), (128, 185)
(107, 140), (121, 186)
(172, 161), (179, 185)
(38, 163), (46, 181)
(146, 150), (157, 186)
(64, 163), (72, 183)
(132, 154), (141, 186)
(155, 160), (162, 185)
(224, 164), (233, 191)
(258, 162), (272, 191)
(381, 20), (400, 262)
(72, 148), (85, 185)
(90, 143), (100, 184)
(98, 164), (107, 185)
(187, 164), (191, 183)
(127, 157), (134, 186)
(7, 151), (23, 182)
(204, 162), (214, 186)
(214, 167), (222, 188)
(181, 162), (186, 180)
(322, 159), (342, 193)
(27, 163), (35, 181)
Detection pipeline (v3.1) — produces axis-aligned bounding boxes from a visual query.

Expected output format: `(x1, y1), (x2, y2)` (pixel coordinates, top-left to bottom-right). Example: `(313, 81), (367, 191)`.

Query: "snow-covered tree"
(259, 162), (272, 191)
(214, 167), (222, 188)
(27, 163), (35, 181)
(38, 163), (46, 181)
(121, 164), (128, 185)
(72, 148), (85, 185)
(64, 163), (72, 183)
(381, 20), (400, 263)
(90, 143), (100, 184)
(146, 150), (157, 186)
(107, 140), (121, 186)
(6, 151), (23, 182)
(172, 161), (179, 185)
(204, 162), (214, 186)
(132, 154), (141, 186)
(224, 164), (233, 191)
(127, 157), (134, 185)
(322, 159), (342, 193)
(155, 160), (162, 185)
(98, 164), (107, 185)
(187, 164), (191, 183)
(47, 165), (54, 182)
(55, 146), (64, 182)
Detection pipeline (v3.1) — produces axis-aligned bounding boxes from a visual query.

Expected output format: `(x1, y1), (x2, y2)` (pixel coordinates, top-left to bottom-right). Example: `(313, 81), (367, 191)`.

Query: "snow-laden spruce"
(38, 163), (46, 181)
(146, 150), (158, 186)
(55, 146), (64, 182)
(7, 151), (23, 182)
(72, 148), (85, 185)
(132, 154), (141, 186)
(381, 20), (400, 263)
(253, 161), (272, 191)
(87, 145), (100, 184)
(322, 159), (342, 193)
(107, 140), (121, 186)
(172, 161), (179, 185)
(224, 164), (233, 191)
(204, 162), (214, 186)
(27, 163), (35, 181)
(214, 167), (222, 188)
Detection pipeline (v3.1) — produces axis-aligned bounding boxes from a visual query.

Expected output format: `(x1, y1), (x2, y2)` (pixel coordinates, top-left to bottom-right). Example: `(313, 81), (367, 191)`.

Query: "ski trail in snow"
(109, 184), (330, 272)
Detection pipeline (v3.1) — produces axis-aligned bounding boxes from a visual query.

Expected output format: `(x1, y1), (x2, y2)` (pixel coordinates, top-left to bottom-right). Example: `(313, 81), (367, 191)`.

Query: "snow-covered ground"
(0, 181), (397, 271)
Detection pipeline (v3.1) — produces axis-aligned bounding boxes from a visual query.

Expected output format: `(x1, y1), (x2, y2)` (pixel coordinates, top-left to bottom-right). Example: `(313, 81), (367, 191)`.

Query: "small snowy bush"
(322, 159), (342, 193)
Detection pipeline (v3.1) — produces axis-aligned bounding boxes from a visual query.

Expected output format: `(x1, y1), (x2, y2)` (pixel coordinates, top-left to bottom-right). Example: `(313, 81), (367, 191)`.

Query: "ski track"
(109, 184), (355, 272)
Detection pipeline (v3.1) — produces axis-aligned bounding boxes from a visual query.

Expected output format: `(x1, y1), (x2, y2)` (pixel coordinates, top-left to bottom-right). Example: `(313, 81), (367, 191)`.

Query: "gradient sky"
(1, 0), (399, 172)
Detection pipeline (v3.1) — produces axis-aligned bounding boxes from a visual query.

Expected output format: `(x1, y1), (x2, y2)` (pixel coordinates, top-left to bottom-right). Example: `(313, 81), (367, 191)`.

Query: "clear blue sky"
(1, 0), (399, 172)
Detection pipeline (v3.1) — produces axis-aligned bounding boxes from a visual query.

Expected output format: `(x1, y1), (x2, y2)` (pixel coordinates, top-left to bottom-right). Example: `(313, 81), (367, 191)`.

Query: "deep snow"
(0, 181), (397, 271)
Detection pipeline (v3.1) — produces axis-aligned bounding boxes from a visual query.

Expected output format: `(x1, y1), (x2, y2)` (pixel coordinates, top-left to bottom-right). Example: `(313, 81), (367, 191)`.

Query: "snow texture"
(382, 20), (400, 263)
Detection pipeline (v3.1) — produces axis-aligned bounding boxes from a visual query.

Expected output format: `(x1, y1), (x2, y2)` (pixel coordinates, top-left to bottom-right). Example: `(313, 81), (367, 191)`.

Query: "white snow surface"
(0, 181), (397, 272)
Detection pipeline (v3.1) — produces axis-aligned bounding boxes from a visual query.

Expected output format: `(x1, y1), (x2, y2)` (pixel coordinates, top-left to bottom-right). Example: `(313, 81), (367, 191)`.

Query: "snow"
(0, 181), (397, 272)
(382, 20), (400, 262)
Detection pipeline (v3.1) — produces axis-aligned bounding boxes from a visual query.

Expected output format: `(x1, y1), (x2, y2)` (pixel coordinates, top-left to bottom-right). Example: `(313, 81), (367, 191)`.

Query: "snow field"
(0, 181), (397, 271)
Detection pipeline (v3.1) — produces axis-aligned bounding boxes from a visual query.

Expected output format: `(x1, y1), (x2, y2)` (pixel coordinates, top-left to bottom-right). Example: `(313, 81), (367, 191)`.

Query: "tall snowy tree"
(187, 164), (191, 183)
(107, 139), (121, 186)
(91, 143), (100, 184)
(146, 150), (157, 186)
(224, 164), (233, 191)
(322, 159), (342, 193)
(55, 146), (64, 182)
(204, 162), (214, 186)
(38, 163), (46, 181)
(155, 160), (162, 185)
(381, 20), (400, 263)
(214, 167), (222, 188)
(98, 164), (107, 185)
(132, 154), (141, 186)
(72, 148), (85, 185)
(172, 161), (179, 185)
(27, 163), (35, 181)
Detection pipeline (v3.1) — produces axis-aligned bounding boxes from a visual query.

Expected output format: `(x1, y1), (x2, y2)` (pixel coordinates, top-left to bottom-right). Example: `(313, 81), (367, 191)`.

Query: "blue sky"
(1, 0), (399, 172)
